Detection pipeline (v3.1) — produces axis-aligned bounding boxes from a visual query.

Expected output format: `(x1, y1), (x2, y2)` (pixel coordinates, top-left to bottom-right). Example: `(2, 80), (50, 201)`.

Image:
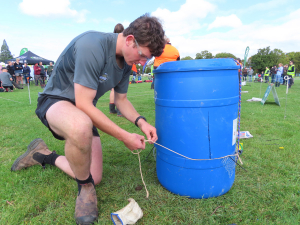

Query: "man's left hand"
(138, 120), (158, 144)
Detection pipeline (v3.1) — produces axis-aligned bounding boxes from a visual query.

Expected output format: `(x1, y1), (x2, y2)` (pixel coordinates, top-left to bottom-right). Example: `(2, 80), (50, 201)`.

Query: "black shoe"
(116, 108), (122, 117)
(109, 104), (117, 114)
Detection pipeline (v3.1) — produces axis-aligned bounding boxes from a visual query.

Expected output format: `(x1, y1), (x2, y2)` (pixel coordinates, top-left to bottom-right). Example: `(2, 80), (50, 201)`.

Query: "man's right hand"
(123, 133), (145, 151)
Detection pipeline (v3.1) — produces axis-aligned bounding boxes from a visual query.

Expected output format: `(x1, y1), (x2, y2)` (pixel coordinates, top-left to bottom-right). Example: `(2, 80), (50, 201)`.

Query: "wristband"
(135, 116), (147, 127)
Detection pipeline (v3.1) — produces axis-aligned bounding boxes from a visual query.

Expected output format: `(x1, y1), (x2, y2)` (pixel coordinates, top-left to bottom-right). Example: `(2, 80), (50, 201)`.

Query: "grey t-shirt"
(41, 31), (132, 106)
(0, 72), (12, 86)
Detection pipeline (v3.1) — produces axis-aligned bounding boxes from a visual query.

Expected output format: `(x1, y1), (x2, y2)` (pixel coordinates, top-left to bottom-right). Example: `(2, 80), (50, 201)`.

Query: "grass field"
(0, 78), (300, 225)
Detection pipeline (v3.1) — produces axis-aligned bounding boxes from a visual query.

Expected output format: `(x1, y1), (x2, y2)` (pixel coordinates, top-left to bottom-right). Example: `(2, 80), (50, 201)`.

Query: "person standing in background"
(34, 63), (41, 86)
(152, 36), (180, 89)
(282, 64), (288, 85)
(39, 62), (46, 88)
(275, 63), (283, 87)
(271, 65), (277, 83)
(287, 60), (296, 88)
(242, 67), (247, 81)
(47, 62), (54, 80)
(14, 58), (24, 86)
(264, 67), (270, 83)
(150, 64), (154, 89)
(109, 23), (124, 117)
(137, 68), (141, 81)
(261, 71), (264, 82)
(131, 63), (137, 81)
(7, 61), (15, 82)
(248, 67), (253, 82)
(23, 63), (31, 85)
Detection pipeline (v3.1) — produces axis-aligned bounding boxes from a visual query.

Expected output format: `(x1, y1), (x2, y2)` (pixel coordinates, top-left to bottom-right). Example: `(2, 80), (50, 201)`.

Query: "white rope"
(131, 149), (149, 199)
(131, 139), (243, 199)
(147, 140), (243, 164)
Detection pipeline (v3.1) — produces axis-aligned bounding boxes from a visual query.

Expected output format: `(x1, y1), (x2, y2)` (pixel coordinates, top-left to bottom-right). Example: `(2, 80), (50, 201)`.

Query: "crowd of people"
(0, 60), (54, 92)
(264, 61), (296, 88)
(244, 61), (296, 88)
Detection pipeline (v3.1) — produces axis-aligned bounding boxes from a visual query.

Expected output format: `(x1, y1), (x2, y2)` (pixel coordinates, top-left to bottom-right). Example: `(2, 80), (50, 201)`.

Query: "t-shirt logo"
(99, 73), (108, 83)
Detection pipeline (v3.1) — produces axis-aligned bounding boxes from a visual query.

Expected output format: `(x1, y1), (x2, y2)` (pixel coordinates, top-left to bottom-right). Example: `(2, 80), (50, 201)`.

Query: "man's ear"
(125, 35), (135, 47)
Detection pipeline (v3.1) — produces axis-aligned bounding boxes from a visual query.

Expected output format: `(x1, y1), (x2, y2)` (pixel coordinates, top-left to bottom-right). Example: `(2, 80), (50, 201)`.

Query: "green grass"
(0, 78), (300, 225)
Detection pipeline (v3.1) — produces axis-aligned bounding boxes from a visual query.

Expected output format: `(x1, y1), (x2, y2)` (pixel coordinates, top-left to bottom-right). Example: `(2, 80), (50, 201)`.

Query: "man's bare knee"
(67, 118), (93, 151)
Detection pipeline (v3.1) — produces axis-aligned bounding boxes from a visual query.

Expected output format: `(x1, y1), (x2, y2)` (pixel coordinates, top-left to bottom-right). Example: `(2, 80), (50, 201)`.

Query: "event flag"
(20, 48), (28, 56)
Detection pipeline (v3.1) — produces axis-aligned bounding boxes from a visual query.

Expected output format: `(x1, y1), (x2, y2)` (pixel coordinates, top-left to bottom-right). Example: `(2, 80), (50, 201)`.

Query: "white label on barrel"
(232, 118), (237, 145)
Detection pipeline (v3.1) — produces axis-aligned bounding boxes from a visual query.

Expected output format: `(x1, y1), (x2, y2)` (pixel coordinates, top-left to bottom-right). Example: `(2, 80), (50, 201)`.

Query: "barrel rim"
(154, 67), (239, 74)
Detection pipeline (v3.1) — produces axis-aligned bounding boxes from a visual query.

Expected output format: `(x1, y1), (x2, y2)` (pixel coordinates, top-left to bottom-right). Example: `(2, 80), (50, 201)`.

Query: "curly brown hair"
(123, 13), (165, 57)
(114, 23), (124, 33)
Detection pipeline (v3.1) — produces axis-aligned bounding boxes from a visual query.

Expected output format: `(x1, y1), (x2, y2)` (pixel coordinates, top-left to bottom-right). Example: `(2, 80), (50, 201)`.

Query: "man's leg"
(38, 76), (44, 88)
(288, 75), (292, 87)
(46, 101), (99, 224)
(109, 88), (117, 114)
(46, 101), (94, 180)
(34, 75), (38, 86)
(54, 136), (103, 184)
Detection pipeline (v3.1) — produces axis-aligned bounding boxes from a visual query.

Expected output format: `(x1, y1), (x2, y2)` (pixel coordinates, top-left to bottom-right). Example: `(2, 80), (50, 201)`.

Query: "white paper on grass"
(247, 97), (262, 102)
(239, 131), (253, 139)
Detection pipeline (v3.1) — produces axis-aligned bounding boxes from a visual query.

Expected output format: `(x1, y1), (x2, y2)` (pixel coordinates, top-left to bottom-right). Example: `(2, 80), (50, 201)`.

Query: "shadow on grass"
(263, 102), (281, 107)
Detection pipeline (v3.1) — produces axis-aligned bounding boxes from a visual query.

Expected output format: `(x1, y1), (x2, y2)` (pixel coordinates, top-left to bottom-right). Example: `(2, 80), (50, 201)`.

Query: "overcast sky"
(0, 0), (299, 62)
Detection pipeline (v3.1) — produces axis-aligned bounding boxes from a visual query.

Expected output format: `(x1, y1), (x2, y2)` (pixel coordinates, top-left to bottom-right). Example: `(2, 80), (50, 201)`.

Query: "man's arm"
(74, 83), (146, 151)
(114, 91), (158, 143)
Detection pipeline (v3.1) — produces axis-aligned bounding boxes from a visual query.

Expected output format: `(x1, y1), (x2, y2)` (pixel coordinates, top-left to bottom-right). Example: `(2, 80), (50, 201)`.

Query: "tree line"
(181, 51), (237, 61)
(249, 47), (299, 73)
(181, 47), (299, 73)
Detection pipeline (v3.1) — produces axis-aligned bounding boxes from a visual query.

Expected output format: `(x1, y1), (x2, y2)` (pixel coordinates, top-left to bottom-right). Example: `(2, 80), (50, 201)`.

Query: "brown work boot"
(11, 138), (52, 171)
(75, 183), (98, 225)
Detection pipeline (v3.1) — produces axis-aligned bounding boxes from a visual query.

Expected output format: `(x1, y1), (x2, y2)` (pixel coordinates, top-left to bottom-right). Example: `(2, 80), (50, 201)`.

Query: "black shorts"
(3, 86), (14, 90)
(35, 94), (99, 140)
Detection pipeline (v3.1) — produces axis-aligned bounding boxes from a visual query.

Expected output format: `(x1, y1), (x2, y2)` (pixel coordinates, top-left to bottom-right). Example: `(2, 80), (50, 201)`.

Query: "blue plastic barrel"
(154, 58), (239, 198)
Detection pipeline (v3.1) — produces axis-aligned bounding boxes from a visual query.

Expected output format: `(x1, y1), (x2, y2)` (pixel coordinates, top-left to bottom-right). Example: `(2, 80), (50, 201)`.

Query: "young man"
(11, 14), (165, 225)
